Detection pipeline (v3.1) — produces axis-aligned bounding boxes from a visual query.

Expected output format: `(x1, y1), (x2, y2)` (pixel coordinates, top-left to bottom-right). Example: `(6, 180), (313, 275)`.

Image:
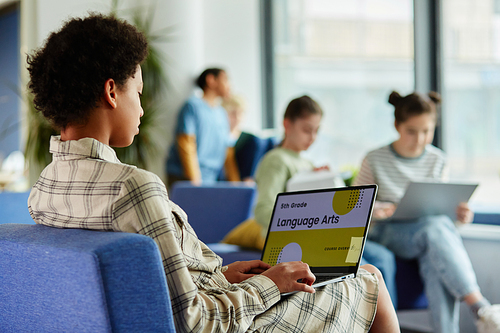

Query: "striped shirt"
(29, 136), (378, 333)
(353, 144), (446, 203)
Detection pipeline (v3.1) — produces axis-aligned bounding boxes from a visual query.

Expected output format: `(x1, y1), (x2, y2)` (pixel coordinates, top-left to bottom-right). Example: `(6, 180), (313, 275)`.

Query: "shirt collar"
(49, 135), (122, 164)
(389, 142), (428, 160)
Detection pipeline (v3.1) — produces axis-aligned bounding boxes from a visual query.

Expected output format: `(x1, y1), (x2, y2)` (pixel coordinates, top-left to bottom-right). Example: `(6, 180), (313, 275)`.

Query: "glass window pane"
(442, 0), (500, 205)
(272, 0), (414, 171)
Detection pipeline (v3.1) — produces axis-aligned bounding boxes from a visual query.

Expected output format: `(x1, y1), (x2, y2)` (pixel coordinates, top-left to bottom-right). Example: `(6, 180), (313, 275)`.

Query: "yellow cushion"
(222, 218), (265, 251)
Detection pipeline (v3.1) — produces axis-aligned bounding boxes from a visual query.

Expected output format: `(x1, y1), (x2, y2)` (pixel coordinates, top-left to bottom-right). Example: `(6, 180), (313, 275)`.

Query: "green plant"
(24, 94), (58, 170)
(15, 82), (58, 185)
(111, 1), (171, 169)
(339, 165), (359, 187)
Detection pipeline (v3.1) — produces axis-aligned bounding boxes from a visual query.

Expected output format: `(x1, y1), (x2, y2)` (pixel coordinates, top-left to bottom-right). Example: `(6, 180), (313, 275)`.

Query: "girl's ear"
(283, 118), (292, 132)
(205, 73), (216, 90)
(103, 78), (117, 108)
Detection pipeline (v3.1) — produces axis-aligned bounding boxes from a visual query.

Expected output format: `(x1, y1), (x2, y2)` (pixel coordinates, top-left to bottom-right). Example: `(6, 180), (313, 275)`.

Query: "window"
(0, 4), (20, 160)
(271, 0), (414, 171)
(442, 0), (500, 204)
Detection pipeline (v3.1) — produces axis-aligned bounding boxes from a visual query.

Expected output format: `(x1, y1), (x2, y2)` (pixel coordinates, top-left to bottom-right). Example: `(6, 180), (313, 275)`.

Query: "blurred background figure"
(222, 94), (246, 143)
(222, 94), (278, 182)
(166, 68), (240, 188)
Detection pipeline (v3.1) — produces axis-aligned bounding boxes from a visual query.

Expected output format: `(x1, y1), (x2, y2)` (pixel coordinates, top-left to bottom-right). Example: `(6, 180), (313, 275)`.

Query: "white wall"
(202, 0), (262, 131)
(21, 0), (263, 178)
(0, 0), (17, 8)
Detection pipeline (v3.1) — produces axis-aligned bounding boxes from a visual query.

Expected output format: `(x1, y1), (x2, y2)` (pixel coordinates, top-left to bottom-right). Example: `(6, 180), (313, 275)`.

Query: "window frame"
(260, 0), (444, 146)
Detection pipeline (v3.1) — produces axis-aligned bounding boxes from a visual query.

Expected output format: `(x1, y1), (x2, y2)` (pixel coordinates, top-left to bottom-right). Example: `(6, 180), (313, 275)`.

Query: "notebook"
(389, 181), (478, 220)
(260, 184), (378, 293)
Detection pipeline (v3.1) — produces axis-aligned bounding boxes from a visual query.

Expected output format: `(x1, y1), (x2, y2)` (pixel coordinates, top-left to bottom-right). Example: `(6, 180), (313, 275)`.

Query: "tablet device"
(390, 181), (478, 220)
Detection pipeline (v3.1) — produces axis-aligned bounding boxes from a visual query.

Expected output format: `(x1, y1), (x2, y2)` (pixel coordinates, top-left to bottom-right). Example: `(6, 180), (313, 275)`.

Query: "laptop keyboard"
(314, 275), (339, 283)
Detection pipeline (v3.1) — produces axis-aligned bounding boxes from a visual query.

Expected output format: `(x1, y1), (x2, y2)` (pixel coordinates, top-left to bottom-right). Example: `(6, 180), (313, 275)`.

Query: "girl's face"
(227, 107), (244, 132)
(283, 113), (322, 153)
(394, 112), (436, 158)
(109, 65), (144, 147)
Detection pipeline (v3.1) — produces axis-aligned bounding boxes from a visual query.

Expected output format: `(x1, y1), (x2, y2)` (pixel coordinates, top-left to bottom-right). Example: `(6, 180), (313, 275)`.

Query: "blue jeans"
(361, 239), (398, 308)
(369, 215), (480, 333)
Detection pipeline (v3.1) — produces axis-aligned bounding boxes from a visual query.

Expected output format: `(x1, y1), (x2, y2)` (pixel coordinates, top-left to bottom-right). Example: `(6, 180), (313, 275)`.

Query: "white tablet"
(286, 170), (345, 192)
(390, 181), (478, 220)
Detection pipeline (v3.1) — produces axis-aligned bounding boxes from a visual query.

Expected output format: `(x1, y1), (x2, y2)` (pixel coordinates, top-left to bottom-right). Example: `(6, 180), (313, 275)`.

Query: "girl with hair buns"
(354, 91), (500, 333)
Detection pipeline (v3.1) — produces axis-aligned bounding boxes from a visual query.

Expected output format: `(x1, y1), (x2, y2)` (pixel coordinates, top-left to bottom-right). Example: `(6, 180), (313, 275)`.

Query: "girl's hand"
(373, 201), (396, 220)
(261, 261), (316, 294)
(313, 165), (330, 172)
(223, 260), (271, 283)
(456, 202), (474, 224)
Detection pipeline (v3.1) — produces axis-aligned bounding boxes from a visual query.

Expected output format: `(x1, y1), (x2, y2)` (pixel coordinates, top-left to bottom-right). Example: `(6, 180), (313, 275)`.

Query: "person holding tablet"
(353, 91), (500, 333)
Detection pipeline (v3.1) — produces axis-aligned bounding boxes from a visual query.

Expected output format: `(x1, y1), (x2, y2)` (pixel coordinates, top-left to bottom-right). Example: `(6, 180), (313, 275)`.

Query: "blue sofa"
(1, 188), (498, 332)
(0, 223), (176, 332)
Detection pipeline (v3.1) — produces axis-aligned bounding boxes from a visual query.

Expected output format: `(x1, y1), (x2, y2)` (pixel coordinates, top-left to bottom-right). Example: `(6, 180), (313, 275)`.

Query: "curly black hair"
(27, 13), (148, 129)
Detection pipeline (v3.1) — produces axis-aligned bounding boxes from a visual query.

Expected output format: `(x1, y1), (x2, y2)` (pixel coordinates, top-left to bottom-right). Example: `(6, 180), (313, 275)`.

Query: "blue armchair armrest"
(0, 224), (176, 332)
(0, 191), (33, 224)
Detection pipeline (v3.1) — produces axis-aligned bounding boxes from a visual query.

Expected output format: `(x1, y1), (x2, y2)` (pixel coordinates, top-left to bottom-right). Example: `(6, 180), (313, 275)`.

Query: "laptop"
(389, 181), (478, 220)
(260, 184), (378, 293)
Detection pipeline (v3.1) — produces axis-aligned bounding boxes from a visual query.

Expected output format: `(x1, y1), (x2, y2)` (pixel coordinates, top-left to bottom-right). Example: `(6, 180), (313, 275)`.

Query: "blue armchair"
(0, 223), (176, 333)
(169, 181), (263, 264)
(234, 133), (278, 180)
(169, 181), (257, 245)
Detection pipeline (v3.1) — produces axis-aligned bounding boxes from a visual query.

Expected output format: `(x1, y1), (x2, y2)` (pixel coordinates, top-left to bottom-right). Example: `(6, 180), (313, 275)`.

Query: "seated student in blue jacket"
(166, 68), (240, 188)
(26, 13), (401, 333)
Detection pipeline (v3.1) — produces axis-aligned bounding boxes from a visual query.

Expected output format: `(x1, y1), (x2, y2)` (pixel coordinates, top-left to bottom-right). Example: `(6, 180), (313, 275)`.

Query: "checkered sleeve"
(112, 170), (281, 333)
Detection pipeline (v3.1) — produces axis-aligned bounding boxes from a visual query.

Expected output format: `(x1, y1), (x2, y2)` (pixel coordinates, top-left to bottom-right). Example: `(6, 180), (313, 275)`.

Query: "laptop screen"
(261, 185), (377, 275)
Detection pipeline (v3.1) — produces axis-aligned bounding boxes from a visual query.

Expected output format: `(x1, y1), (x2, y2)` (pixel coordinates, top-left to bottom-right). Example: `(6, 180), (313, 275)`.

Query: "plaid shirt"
(29, 136), (378, 333)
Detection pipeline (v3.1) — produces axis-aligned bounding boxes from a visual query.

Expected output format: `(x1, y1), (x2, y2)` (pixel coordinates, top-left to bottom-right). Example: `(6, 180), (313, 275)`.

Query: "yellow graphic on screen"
(262, 227), (366, 267)
(345, 237), (364, 263)
(267, 247), (283, 266)
(332, 189), (364, 215)
(266, 243), (303, 266)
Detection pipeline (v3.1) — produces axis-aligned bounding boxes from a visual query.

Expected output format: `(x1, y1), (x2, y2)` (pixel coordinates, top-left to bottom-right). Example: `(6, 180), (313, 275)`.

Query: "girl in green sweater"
(224, 95), (398, 306)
